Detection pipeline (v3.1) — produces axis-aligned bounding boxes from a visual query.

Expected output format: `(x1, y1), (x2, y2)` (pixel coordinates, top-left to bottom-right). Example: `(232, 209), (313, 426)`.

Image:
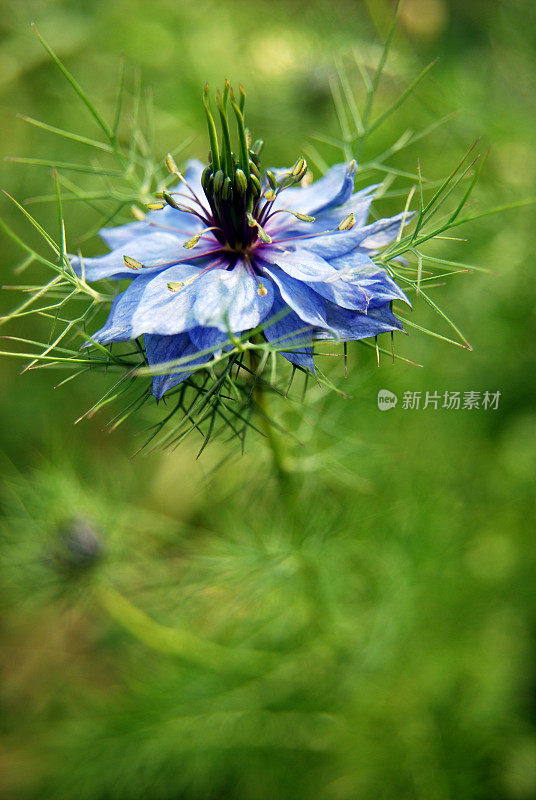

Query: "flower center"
(198, 82), (310, 252)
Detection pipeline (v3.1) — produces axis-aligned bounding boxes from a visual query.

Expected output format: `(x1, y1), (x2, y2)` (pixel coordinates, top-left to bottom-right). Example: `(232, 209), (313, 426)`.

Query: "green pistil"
(230, 90), (250, 179)
(196, 83), (311, 251)
(216, 90), (233, 176)
(202, 84), (221, 172)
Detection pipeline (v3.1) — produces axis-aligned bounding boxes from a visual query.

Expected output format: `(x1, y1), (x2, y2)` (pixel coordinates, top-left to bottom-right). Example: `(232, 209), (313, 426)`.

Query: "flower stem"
(250, 346), (293, 503)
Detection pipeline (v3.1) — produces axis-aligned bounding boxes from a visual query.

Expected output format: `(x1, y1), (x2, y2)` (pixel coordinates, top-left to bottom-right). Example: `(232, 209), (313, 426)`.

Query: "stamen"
(247, 212), (271, 243)
(123, 256), (143, 270)
(264, 208), (316, 224)
(338, 212), (356, 231)
(183, 227), (221, 249)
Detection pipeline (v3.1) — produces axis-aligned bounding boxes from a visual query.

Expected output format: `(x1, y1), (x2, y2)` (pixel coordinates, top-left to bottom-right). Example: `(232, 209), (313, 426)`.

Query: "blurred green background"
(1, 0), (535, 798)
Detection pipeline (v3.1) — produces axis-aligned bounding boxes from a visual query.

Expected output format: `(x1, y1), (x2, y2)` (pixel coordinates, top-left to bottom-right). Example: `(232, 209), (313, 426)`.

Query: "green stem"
(255, 384), (289, 486)
(249, 347), (293, 501)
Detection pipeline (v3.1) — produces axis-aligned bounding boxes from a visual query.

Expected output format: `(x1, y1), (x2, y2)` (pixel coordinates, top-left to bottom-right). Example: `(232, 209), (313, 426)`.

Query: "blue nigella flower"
(71, 83), (410, 400)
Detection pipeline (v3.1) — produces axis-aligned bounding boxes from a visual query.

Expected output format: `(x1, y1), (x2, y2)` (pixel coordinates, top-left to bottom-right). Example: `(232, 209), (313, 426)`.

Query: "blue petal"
(261, 247), (337, 282)
(272, 162), (356, 217)
(302, 184), (379, 233)
(70, 231), (203, 282)
(330, 253), (410, 307)
(300, 212), (413, 260)
(316, 303), (404, 341)
(263, 294), (314, 371)
(99, 207), (201, 250)
(145, 332), (204, 400)
(260, 263), (332, 330)
(192, 261), (274, 332)
(91, 265), (201, 342)
(188, 325), (231, 354)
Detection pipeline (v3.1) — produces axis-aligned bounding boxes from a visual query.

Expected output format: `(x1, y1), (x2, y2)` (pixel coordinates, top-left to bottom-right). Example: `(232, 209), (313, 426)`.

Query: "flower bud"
(55, 519), (103, 573)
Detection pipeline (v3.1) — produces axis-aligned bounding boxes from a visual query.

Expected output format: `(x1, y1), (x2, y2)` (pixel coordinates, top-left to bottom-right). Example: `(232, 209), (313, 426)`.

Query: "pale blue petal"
(316, 303), (404, 341)
(70, 232), (203, 282)
(327, 252), (411, 307)
(260, 264), (332, 330)
(192, 262), (274, 332)
(261, 247), (337, 282)
(299, 212), (413, 260)
(99, 207), (201, 250)
(271, 162), (356, 217)
(91, 265), (201, 342)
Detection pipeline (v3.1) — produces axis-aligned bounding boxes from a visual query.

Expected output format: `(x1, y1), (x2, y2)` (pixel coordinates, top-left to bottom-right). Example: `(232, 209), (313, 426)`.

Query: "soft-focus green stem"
(250, 347), (293, 504)
(97, 584), (269, 676)
(256, 385), (289, 487)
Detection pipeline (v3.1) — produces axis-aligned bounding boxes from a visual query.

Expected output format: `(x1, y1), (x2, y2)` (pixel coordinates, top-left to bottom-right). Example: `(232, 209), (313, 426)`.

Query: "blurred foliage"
(1, 0), (536, 798)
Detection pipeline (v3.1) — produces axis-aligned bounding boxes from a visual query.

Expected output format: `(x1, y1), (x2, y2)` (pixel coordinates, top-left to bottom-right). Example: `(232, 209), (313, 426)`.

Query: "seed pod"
(251, 139), (264, 155)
